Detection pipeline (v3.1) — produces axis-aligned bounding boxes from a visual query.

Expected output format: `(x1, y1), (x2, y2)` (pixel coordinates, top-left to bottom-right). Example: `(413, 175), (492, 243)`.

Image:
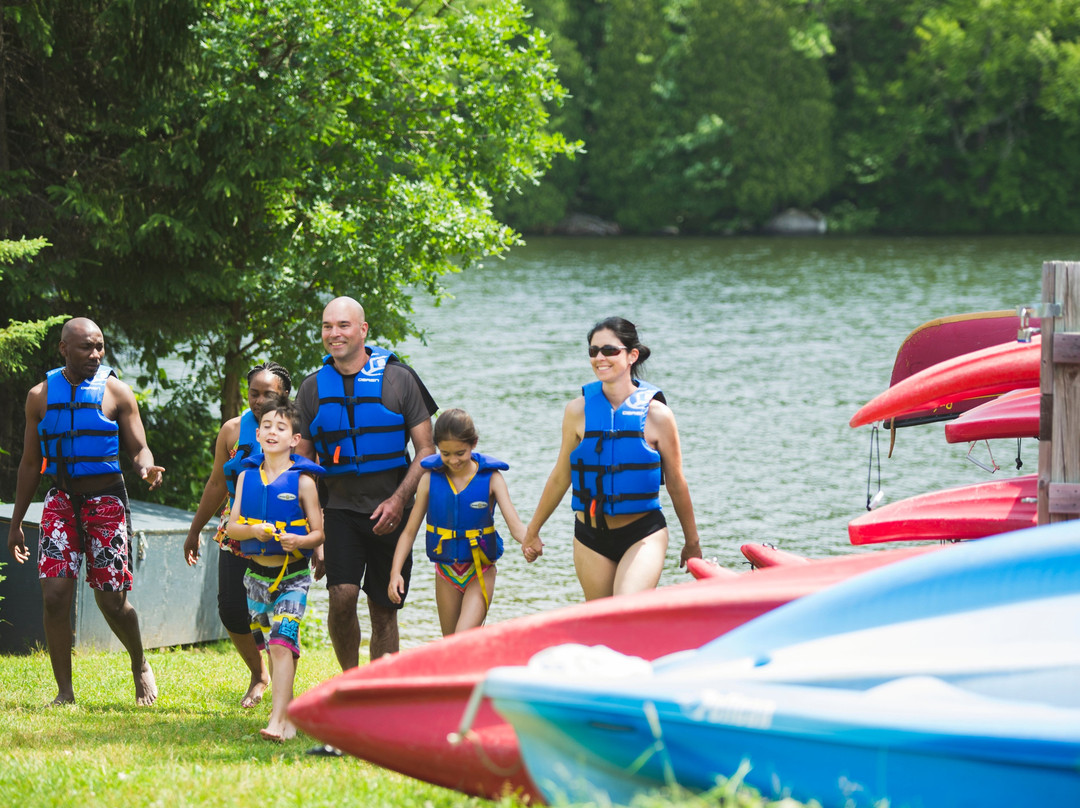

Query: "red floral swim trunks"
(38, 483), (134, 592)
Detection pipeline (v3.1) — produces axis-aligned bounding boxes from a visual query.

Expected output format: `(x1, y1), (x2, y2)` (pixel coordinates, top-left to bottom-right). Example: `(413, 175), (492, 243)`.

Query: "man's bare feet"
(259, 728), (283, 743)
(134, 661), (158, 706)
(241, 674), (270, 709)
(46, 692), (75, 708)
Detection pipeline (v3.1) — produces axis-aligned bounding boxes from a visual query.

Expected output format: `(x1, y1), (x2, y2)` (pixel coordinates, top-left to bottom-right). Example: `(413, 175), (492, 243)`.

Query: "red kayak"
(288, 547), (934, 802)
(686, 557), (739, 580)
(850, 337), (1040, 428)
(848, 474), (1037, 545)
(740, 543), (811, 569)
(882, 310), (1036, 428)
(944, 387), (1039, 443)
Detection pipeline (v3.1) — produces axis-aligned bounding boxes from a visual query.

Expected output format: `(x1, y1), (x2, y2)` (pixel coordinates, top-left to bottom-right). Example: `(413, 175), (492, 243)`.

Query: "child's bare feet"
(134, 661), (158, 706)
(261, 718), (297, 742)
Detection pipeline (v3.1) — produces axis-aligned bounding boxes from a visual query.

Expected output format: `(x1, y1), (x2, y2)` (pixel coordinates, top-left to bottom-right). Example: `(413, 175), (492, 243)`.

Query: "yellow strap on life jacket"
(469, 536), (493, 609)
(426, 524), (495, 557)
(268, 544), (305, 594)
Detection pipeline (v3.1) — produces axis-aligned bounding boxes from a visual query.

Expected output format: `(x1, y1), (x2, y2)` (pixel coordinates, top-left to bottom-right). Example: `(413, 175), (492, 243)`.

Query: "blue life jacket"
(569, 380), (665, 519)
(422, 452), (507, 565)
(308, 347), (408, 476)
(231, 454), (325, 558)
(222, 409), (259, 502)
(38, 365), (122, 480)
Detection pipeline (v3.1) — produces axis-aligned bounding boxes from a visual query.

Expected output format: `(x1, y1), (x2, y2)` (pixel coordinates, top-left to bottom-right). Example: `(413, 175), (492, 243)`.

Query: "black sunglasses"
(588, 344), (629, 358)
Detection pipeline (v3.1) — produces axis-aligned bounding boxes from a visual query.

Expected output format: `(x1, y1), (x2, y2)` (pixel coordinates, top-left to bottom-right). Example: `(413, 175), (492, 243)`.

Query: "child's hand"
(278, 532), (302, 552)
(388, 573), (404, 604)
(258, 523), (276, 542)
(522, 533), (543, 563)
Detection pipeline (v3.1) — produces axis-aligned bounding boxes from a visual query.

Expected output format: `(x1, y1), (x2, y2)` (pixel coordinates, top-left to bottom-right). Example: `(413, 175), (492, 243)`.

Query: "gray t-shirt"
(296, 358), (436, 513)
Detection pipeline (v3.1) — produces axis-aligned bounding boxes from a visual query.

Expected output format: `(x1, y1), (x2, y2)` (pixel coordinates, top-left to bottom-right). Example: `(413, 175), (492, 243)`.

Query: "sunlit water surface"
(298, 235), (1077, 648)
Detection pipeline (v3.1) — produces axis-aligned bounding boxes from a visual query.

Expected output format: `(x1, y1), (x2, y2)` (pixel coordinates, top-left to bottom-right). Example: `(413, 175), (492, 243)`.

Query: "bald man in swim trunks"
(7, 317), (165, 706)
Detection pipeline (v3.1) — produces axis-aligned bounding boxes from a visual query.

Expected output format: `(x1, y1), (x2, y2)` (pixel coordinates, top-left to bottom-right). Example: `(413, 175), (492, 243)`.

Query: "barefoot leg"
(264, 645), (297, 740)
(230, 630), (269, 708)
(94, 590), (157, 706)
(41, 579), (77, 706)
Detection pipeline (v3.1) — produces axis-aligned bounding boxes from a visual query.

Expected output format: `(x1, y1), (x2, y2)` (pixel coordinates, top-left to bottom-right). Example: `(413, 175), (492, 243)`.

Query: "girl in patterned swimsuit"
(388, 409), (541, 635)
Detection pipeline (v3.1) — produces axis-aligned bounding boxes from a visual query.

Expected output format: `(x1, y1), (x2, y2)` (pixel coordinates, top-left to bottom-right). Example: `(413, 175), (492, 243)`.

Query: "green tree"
(651, 0), (834, 231)
(0, 237), (65, 379)
(550, 0), (835, 233)
(821, 0), (1080, 232)
(495, 0), (588, 230)
(0, 0), (574, 505)
(588, 0), (669, 228)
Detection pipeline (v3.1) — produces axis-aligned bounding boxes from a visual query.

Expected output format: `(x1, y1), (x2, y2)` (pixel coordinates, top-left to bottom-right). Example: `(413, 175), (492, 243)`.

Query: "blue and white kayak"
(480, 521), (1080, 807)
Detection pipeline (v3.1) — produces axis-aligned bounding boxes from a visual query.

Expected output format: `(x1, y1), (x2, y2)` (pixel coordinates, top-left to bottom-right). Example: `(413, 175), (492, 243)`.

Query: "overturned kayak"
(880, 310), (1035, 428)
(850, 337), (1040, 428)
(848, 474), (1037, 545)
(287, 548), (931, 801)
(944, 386), (1040, 443)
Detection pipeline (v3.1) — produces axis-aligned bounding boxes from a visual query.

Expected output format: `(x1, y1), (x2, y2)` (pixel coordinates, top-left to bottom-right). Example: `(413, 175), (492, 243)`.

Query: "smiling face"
(437, 438), (475, 475)
(59, 319), (106, 383)
(247, 370), (287, 420)
(257, 411), (301, 456)
(588, 328), (638, 382)
(321, 297), (369, 370)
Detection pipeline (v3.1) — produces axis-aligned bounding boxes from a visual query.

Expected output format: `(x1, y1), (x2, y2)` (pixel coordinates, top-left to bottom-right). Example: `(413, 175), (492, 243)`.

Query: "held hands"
(521, 533), (544, 563)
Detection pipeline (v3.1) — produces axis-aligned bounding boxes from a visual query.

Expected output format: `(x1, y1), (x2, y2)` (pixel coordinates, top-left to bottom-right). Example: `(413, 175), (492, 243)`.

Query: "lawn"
(0, 643), (807, 808)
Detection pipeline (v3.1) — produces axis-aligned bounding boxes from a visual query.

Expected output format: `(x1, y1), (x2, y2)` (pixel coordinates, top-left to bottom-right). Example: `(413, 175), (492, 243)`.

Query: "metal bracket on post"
(1017, 302), (1062, 342)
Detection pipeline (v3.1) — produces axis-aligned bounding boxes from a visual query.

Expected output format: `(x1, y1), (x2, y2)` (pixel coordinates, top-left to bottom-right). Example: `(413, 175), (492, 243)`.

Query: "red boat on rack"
(877, 310), (1037, 428)
(848, 474), (1038, 545)
(944, 387), (1040, 443)
(851, 338), (1040, 429)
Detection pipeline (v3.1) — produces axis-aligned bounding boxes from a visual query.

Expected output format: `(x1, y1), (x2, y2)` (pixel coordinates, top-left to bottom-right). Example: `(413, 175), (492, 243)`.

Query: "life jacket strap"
(427, 524), (495, 556)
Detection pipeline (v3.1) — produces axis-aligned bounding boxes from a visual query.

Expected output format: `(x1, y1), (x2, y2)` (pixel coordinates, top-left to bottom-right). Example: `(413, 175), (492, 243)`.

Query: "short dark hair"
(260, 400), (302, 435)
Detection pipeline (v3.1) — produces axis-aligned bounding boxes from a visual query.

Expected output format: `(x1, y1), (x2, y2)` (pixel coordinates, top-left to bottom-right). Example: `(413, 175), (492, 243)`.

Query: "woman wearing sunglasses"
(524, 317), (701, 600)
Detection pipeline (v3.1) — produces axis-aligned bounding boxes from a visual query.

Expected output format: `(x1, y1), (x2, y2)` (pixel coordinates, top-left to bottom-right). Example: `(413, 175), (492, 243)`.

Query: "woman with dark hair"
(525, 317), (701, 600)
(183, 361), (292, 707)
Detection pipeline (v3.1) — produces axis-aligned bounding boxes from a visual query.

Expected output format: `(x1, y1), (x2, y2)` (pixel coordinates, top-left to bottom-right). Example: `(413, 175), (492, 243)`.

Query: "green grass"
(0, 643), (808, 808)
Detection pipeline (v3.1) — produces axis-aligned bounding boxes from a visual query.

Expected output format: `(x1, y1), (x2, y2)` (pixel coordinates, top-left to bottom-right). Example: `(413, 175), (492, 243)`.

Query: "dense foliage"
(506, 0), (1080, 235)
(3, 0), (1079, 508)
(0, 0), (574, 507)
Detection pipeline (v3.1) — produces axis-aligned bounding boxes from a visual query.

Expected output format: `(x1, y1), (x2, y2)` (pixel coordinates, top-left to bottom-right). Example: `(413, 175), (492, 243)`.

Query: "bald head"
(58, 317), (106, 383)
(323, 296), (365, 324)
(61, 317), (102, 344)
(321, 296), (369, 372)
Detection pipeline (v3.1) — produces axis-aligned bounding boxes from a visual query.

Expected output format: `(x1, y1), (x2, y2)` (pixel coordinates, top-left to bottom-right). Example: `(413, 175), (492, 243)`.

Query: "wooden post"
(1037, 260), (1080, 524)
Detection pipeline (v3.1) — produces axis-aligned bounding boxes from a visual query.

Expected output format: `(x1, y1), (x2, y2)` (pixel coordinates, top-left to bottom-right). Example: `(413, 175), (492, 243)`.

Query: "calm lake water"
(307, 234), (1080, 649)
